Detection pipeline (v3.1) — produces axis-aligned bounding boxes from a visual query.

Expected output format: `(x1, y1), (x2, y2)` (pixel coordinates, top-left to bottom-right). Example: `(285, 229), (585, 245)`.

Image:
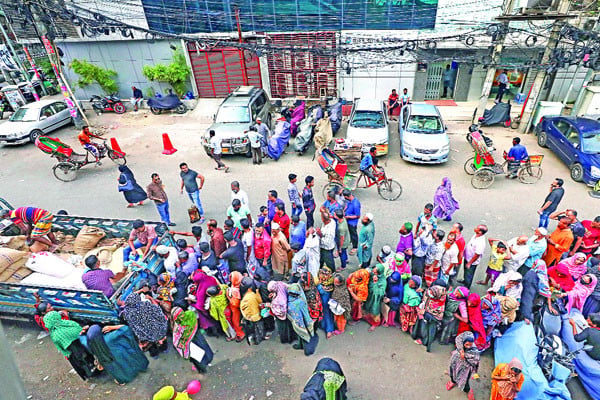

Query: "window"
(566, 129), (580, 148)
(254, 93), (266, 111)
(52, 102), (67, 113)
(250, 101), (259, 120)
(554, 120), (572, 136)
(40, 106), (55, 119)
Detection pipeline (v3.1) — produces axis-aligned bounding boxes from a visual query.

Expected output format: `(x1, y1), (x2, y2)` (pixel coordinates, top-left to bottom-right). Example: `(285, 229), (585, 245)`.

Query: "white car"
(399, 103), (449, 164)
(345, 98), (390, 155)
(0, 99), (74, 145)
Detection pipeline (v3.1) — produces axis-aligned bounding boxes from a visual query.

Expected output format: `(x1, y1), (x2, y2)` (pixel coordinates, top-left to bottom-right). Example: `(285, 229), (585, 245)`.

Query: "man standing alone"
(209, 130), (229, 172)
(147, 173), (175, 226)
(179, 162), (205, 223)
(302, 176), (316, 228)
(538, 178), (564, 229)
(495, 69), (509, 103)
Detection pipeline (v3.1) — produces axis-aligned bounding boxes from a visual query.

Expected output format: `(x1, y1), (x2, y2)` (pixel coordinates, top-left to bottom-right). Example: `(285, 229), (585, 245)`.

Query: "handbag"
(188, 205), (200, 223)
(118, 174), (134, 192)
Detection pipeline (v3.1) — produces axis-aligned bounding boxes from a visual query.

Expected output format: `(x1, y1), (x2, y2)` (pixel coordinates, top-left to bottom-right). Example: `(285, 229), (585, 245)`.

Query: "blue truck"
(0, 198), (173, 324)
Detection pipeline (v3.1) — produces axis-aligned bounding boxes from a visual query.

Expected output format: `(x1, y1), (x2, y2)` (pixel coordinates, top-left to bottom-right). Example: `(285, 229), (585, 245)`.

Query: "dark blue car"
(536, 116), (600, 185)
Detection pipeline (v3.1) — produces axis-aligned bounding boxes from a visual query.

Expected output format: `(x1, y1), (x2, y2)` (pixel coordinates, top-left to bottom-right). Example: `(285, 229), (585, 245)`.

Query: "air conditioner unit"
(519, 0), (554, 11)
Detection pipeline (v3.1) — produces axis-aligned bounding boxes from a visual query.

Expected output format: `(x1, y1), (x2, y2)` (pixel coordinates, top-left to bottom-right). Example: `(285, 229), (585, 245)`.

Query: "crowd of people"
(24, 169), (600, 399)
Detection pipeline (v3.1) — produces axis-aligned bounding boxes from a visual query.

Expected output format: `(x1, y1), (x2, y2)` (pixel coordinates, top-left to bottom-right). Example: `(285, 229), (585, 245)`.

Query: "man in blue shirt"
(506, 137), (529, 178)
(343, 189), (361, 254)
(266, 190), (285, 225)
(360, 147), (378, 181)
(322, 190), (342, 215)
(290, 215), (306, 248)
(302, 176), (316, 228)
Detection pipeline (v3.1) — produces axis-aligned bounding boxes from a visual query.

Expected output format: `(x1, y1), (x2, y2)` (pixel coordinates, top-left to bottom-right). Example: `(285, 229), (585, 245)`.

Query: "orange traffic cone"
(110, 137), (125, 155)
(162, 133), (177, 155)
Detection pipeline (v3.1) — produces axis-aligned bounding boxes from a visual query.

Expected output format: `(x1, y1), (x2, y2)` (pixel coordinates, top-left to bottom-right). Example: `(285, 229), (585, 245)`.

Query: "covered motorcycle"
(478, 102), (511, 127)
(328, 101), (342, 133)
(290, 100), (306, 137)
(147, 89), (187, 115)
(267, 117), (291, 161)
(295, 105), (319, 154)
(313, 114), (333, 156)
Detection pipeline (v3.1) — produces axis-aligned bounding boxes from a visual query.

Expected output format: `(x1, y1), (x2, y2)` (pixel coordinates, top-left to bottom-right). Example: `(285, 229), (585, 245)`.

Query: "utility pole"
(518, 0), (572, 133)
(475, 0), (517, 120)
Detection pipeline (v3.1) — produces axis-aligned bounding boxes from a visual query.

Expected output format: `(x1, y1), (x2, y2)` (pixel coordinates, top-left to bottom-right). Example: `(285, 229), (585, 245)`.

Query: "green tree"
(70, 59), (118, 94)
(142, 50), (190, 96)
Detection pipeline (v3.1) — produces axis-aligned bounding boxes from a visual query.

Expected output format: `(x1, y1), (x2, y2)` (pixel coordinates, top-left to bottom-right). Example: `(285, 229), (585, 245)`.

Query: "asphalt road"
(0, 105), (596, 400)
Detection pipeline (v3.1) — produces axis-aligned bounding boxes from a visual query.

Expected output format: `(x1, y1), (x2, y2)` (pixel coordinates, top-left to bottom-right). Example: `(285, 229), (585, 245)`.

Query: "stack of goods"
(22, 251), (86, 290)
(0, 246), (33, 283)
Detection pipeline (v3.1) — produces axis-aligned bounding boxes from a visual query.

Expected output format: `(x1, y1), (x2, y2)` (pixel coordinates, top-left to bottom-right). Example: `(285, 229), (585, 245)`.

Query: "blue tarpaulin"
(494, 321), (549, 399)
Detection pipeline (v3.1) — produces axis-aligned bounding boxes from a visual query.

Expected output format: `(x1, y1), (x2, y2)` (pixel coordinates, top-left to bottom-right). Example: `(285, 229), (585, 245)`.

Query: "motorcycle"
(147, 89), (187, 115)
(90, 94), (126, 115)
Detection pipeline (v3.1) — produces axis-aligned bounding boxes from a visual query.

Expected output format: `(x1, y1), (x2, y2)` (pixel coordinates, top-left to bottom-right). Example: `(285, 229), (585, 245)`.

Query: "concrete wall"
(467, 65), (487, 101)
(547, 65), (590, 103)
(339, 63), (416, 101)
(58, 39), (192, 100)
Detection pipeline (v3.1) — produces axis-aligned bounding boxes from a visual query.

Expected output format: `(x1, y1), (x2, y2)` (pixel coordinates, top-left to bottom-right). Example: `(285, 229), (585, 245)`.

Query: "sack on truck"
(73, 226), (106, 255)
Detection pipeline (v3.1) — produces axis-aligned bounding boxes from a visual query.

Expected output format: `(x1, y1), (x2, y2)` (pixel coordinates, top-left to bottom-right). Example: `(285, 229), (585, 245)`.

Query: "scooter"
(90, 94), (126, 115)
(147, 89), (187, 115)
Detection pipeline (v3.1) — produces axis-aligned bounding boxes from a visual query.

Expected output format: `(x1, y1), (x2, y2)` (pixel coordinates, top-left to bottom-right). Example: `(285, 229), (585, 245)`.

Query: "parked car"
(202, 86), (272, 156)
(536, 115), (600, 184)
(399, 103), (449, 164)
(0, 99), (74, 145)
(345, 98), (390, 155)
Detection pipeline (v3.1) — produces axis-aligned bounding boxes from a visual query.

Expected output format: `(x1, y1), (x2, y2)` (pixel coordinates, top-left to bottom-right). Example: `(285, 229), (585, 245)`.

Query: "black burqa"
(118, 165), (148, 204)
(301, 357), (347, 400)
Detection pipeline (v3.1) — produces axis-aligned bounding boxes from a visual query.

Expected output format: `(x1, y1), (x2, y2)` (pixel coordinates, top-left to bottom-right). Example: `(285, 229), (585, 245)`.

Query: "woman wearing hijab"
(267, 280), (296, 343)
(413, 279), (447, 352)
(363, 264), (387, 331)
(382, 271), (403, 327)
(481, 294), (502, 345)
(226, 271), (246, 341)
(440, 286), (469, 345)
(83, 324), (148, 384)
(400, 275), (422, 333)
(171, 306), (213, 373)
(317, 267), (335, 338)
(446, 331), (479, 400)
(301, 271), (323, 325)
(386, 252), (411, 278)
(190, 269), (219, 333)
(43, 311), (96, 380)
(206, 284), (235, 340)
(172, 270), (190, 310)
(499, 296), (520, 327)
(117, 165), (147, 207)
(288, 282), (319, 355)
(331, 273), (352, 335)
(253, 267), (276, 339)
(490, 358), (524, 400)
(457, 293), (488, 350)
(566, 274), (597, 313)
(153, 386), (192, 400)
(491, 271), (523, 302)
(584, 258), (600, 316)
(558, 252), (588, 280)
(432, 177), (459, 221)
(548, 263), (576, 292)
(347, 268), (370, 322)
(301, 357), (347, 400)
(519, 259), (554, 322)
(121, 292), (169, 357)
(240, 277), (265, 345)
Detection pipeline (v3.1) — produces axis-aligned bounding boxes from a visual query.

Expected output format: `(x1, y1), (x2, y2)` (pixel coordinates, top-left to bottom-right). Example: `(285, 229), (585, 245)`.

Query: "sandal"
(446, 381), (455, 391)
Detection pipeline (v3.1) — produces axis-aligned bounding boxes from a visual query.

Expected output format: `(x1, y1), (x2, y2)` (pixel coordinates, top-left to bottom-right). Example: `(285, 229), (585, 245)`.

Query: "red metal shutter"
(267, 32), (337, 98)
(187, 43), (262, 98)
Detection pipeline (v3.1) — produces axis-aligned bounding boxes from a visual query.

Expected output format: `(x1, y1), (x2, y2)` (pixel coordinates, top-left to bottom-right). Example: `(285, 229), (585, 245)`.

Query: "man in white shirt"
(230, 181), (249, 209)
(503, 235), (530, 273)
(209, 130), (229, 172)
(412, 225), (434, 277)
(317, 209), (336, 271)
(156, 244), (179, 275)
(495, 69), (509, 103)
(461, 224), (488, 288)
(440, 232), (460, 284)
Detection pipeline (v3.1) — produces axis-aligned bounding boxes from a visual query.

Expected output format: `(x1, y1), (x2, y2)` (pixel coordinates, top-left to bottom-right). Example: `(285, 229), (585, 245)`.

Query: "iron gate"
(267, 32), (337, 98)
(187, 43), (262, 98)
(424, 63), (445, 100)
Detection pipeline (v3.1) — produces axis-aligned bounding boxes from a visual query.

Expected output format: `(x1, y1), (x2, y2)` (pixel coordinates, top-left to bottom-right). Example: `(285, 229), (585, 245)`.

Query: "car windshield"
(350, 111), (385, 128)
(215, 106), (250, 123)
(407, 115), (443, 134)
(9, 107), (38, 122)
(582, 131), (600, 153)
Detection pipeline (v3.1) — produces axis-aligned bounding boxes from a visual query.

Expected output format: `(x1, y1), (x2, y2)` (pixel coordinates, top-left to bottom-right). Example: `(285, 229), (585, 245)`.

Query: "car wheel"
(570, 163), (584, 182)
(537, 131), (548, 148)
(29, 129), (43, 143)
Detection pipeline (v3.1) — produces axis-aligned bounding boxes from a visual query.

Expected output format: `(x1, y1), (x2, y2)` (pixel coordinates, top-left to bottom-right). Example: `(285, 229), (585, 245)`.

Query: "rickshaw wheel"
(377, 179), (402, 201)
(518, 165), (542, 184)
(463, 157), (476, 175)
(53, 162), (78, 182)
(108, 149), (127, 165)
(344, 156), (361, 174)
(322, 181), (343, 200)
(471, 167), (495, 189)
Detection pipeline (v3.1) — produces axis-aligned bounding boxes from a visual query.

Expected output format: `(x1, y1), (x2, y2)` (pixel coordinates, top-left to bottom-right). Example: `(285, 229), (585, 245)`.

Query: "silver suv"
(203, 86), (272, 155)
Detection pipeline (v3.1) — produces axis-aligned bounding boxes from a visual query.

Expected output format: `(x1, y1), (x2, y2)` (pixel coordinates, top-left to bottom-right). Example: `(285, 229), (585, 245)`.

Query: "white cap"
(156, 245), (169, 255)
(256, 117), (262, 122)
(536, 227), (548, 236)
(381, 245), (392, 255)
(365, 213), (374, 221)
(271, 222), (280, 230)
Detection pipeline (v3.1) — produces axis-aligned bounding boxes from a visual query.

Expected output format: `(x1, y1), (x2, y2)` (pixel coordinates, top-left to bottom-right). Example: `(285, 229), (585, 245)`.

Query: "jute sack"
(0, 235), (29, 251)
(73, 226), (106, 255)
(4, 265), (33, 283)
(84, 245), (118, 267)
(0, 248), (29, 282)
